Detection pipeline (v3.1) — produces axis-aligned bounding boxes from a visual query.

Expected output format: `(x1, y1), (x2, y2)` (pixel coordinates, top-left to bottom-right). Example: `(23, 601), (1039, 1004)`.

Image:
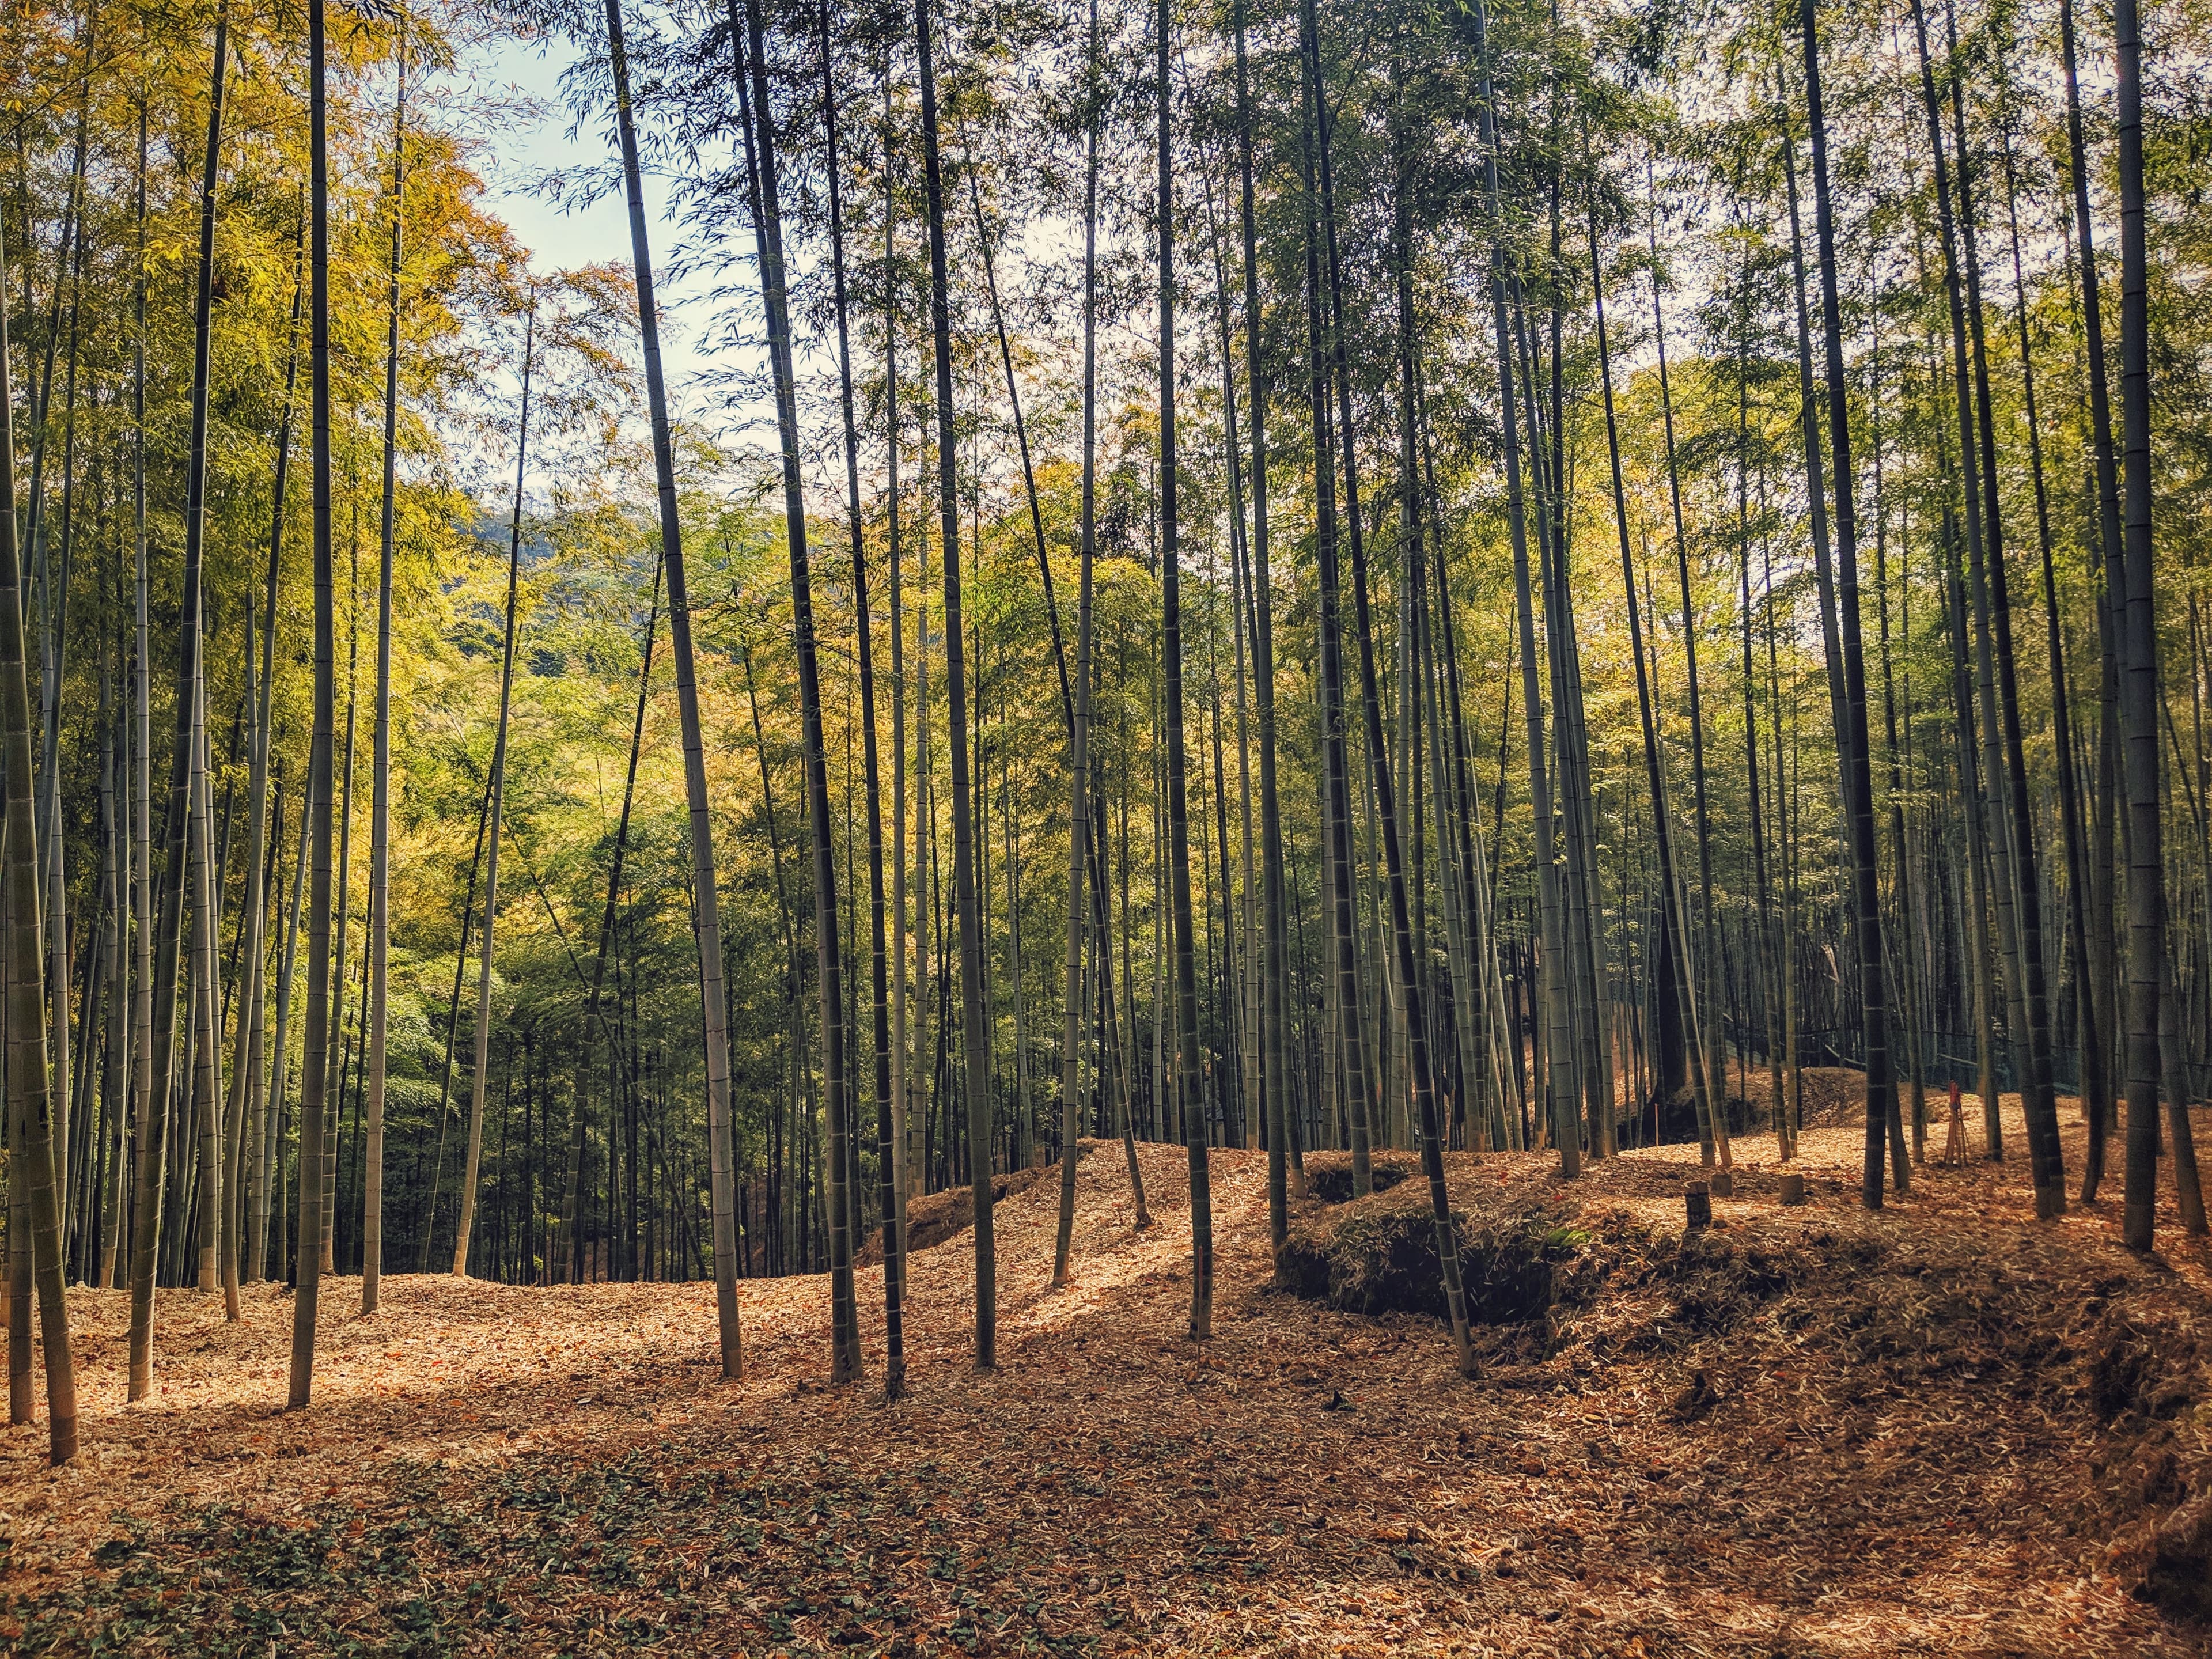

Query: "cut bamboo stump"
(1685, 1183), (1712, 1231)
(1780, 1173), (1806, 1206)
(1710, 1169), (1734, 1198)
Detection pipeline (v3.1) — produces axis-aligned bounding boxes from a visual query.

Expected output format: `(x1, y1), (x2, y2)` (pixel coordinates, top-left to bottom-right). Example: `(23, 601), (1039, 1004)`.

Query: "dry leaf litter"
(2, 1097), (2208, 1657)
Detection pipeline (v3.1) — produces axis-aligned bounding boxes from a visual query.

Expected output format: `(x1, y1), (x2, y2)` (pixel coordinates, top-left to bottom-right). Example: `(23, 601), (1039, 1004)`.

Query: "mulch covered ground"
(3, 1099), (2209, 1656)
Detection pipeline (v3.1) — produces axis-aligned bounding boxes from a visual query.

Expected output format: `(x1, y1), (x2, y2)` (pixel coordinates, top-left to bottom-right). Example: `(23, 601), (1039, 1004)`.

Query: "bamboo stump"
(1710, 1169), (1733, 1198)
(1779, 1172), (1806, 1206)
(1685, 1183), (1712, 1231)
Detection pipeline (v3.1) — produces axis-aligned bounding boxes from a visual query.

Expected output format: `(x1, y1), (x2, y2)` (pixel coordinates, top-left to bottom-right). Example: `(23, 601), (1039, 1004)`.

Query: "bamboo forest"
(3, 0), (2212, 1645)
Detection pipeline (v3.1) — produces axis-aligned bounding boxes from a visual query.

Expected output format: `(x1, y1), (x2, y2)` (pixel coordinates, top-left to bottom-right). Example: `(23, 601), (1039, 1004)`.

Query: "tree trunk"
(1317, 37), (1472, 1371)
(2114, 0), (2175, 1249)
(0, 217), (78, 1464)
(1513, 285), (1607, 1164)
(747, 0), (855, 1384)
(1939, 521), (2003, 1149)
(1161, 0), (1214, 1340)
(37, 90), (90, 1253)
(1999, 98), (2107, 1191)
(914, 0), (995, 1368)
(1298, 20), (1373, 1196)
(1649, 191), (1722, 1160)
(1469, 0), (1573, 1173)
(887, 107), (912, 1292)
(363, 30), (406, 1314)
(604, 0), (741, 1368)
(1869, 349), (1927, 1168)
(287, 0), (338, 1407)
(1232, 0), (1291, 1241)
(99, 619), (128, 1288)
(450, 305), (530, 1279)
(321, 547), (359, 1278)
(2060, 0), (2124, 1203)
(188, 677), (224, 1291)
(1907, 5), (2027, 1179)
(819, 21), (903, 1389)
(1591, 211), (1720, 1171)
(1054, 0), (1103, 1291)
(1798, 0), (1896, 1211)
(910, 506), (932, 1214)
(558, 565), (657, 1286)
(132, 4), (228, 1392)
(1100, 726), (1150, 1222)
(240, 257), (297, 1289)
(416, 762), (490, 1269)
(1927, 0), (2065, 1211)
(1729, 248), (1789, 1158)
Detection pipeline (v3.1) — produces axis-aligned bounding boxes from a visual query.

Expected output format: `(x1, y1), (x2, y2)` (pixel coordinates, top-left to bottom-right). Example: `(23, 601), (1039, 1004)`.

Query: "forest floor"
(5, 1100), (2212, 1657)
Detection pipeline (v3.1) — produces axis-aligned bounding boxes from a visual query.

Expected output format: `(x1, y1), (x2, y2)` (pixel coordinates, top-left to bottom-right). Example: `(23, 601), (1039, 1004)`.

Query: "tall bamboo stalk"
(132, 3), (229, 1391)
(603, 0), (741, 1363)
(363, 25), (406, 1314)
(819, 16), (903, 1391)
(1159, 0), (1214, 1340)
(2115, 0), (2180, 1248)
(450, 300), (531, 1278)
(1798, 0), (1895, 1211)
(913, 0), (995, 1367)
(737, 0), (855, 1381)
(1589, 213), (1720, 1166)
(2059, 0), (2123, 1202)
(287, 0), (338, 1408)
(1936, 0), (2065, 1210)
(1648, 176), (1722, 1154)
(1053, 0), (1103, 1291)
(1298, 6), (1373, 1193)
(187, 649), (224, 1293)
(0, 203), (75, 1467)
(1469, 0), (1571, 1171)
(885, 82), (911, 1282)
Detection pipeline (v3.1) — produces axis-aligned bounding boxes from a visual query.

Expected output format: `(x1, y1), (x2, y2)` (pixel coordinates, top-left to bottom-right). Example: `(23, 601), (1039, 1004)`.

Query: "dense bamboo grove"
(2, 0), (2211, 1452)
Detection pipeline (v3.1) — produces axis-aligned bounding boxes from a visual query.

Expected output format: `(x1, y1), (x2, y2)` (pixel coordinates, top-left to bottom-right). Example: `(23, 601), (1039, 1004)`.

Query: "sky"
(463, 29), (735, 434)
(456, 24), (907, 512)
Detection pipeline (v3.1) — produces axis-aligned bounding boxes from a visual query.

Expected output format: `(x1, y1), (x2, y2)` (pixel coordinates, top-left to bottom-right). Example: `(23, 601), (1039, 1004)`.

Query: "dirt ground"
(3, 1097), (2209, 1656)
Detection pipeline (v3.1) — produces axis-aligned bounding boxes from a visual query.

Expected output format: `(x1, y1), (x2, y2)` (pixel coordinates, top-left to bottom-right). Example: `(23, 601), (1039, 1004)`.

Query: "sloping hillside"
(3, 1104), (2208, 1656)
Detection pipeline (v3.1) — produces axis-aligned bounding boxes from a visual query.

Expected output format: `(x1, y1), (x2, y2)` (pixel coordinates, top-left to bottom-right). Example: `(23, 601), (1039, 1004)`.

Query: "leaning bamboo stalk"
(1054, 0), (1103, 1289)
(556, 562), (658, 1287)
(734, 0), (855, 1379)
(604, 0), (742, 1369)
(450, 298), (531, 1279)
(243, 253), (298, 1285)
